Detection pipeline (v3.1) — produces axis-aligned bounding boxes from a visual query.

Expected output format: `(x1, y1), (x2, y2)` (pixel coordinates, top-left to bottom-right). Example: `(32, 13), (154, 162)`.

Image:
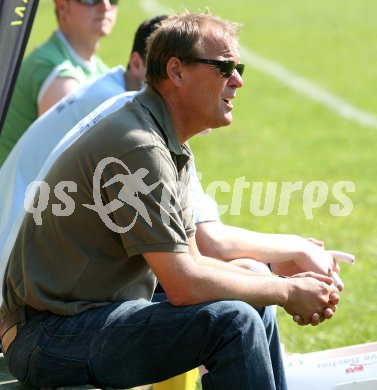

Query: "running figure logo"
(83, 157), (161, 233)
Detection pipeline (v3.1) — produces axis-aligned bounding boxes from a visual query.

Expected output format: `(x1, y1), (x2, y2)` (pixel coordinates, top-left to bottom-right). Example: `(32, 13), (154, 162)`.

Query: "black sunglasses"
(184, 58), (245, 78)
(74, 0), (118, 6)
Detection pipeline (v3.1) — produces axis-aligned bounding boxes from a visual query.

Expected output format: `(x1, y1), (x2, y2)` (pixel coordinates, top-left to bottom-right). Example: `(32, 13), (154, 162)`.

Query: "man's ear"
(166, 57), (184, 86)
(128, 52), (145, 76)
(55, 0), (68, 17)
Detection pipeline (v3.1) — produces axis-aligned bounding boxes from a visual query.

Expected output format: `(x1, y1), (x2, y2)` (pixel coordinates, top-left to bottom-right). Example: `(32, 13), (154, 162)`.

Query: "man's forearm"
(144, 247), (339, 326)
(196, 221), (336, 275)
(196, 253), (269, 276)
(196, 222), (307, 263)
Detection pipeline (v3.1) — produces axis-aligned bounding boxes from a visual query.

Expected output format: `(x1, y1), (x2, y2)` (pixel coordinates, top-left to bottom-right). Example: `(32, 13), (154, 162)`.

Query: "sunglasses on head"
(74, 0), (118, 6)
(184, 57), (245, 78)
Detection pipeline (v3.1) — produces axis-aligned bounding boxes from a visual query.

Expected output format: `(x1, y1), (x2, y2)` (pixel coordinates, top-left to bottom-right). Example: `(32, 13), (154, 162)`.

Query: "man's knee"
(205, 300), (266, 335)
(253, 305), (279, 337)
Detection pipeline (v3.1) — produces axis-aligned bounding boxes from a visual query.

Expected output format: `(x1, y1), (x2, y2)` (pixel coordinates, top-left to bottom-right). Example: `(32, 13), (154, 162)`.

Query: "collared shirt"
(1, 87), (195, 318)
(0, 30), (108, 166)
(0, 67), (126, 277)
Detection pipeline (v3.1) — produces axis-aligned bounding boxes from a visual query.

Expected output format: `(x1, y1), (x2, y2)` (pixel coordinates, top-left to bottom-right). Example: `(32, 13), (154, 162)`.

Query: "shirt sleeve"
(100, 146), (194, 257)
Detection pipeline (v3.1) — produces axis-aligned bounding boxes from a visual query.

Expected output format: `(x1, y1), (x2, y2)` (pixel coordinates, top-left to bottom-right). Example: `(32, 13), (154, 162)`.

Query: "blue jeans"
(5, 298), (287, 389)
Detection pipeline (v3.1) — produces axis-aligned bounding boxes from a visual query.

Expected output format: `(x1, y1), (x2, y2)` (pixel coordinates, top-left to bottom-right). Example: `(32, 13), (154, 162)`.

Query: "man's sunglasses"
(184, 58), (245, 78)
(74, 0), (118, 6)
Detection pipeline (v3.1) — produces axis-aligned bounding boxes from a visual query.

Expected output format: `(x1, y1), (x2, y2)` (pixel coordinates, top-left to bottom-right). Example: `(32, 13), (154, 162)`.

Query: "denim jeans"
(5, 298), (287, 389)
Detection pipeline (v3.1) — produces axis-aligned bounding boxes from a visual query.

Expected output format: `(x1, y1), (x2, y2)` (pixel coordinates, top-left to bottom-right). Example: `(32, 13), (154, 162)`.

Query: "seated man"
(0, 11), (339, 291)
(0, 0), (118, 166)
(0, 12), (340, 389)
(0, 15), (168, 284)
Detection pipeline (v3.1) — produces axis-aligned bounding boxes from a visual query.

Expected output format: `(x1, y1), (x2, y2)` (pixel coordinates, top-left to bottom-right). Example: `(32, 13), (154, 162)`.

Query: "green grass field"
(24, 0), (376, 371)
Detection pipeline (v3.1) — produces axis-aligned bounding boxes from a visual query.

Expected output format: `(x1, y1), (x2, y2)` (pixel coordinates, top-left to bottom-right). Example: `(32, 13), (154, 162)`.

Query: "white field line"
(140, 0), (171, 14)
(140, 0), (377, 130)
(241, 48), (377, 129)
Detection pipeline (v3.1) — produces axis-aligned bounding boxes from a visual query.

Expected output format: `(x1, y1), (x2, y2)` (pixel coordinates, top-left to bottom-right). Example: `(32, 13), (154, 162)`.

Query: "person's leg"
(151, 291), (200, 390)
(5, 300), (286, 390)
(199, 305), (286, 390)
(200, 303), (286, 390)
(254, 306), (287, 389)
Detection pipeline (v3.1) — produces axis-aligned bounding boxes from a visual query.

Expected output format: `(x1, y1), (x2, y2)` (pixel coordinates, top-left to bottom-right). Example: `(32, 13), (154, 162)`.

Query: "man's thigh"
(7, 299), (271, 388)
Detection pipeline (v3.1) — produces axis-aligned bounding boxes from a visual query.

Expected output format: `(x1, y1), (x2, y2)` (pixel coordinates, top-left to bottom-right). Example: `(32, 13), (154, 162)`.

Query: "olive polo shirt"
(1, 87), (195, 319)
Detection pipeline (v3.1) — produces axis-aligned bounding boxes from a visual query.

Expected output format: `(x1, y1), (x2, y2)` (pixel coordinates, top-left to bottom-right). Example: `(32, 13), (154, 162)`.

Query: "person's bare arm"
(189, 238), (271, 277)
(143, 237), (339, 326)
(38, 77), (81, 115)
(196, 221), (337, 276)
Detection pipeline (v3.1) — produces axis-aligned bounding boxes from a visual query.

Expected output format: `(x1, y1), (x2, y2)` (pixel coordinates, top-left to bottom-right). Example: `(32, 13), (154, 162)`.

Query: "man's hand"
(270, 238), (346, 292)
(271, 240), (338, 275)
(280, 272), (340, 326)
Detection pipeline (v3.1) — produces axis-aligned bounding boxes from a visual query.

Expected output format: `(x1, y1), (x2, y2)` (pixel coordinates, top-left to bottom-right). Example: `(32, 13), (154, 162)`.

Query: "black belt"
(0, 305), (45, 340)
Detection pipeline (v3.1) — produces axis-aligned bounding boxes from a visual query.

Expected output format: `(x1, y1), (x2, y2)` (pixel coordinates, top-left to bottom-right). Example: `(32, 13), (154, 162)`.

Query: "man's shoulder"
(94, 102), (153, 140)
(78, 66), (125, 97)
(25, 66), (126, 135)
(73, 102), (161, 161)
(22, 32), (67, 70)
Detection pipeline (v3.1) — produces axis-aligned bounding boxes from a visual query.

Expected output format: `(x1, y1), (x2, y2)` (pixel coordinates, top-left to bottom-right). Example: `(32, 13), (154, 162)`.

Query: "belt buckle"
(1, 324), (17, 353)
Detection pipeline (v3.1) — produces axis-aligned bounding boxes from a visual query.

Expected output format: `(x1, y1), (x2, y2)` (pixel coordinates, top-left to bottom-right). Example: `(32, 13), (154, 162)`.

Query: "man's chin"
(223, 117), (233, 127)
(98, 23), (115, 36)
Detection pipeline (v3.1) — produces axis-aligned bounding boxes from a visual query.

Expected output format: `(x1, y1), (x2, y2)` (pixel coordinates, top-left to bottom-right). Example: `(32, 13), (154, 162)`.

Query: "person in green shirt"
(0, 0), (118, 166)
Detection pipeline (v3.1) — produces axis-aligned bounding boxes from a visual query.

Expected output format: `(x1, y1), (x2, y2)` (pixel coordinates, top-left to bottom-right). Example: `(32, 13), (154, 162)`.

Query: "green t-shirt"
(0, 30), (108, 166)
